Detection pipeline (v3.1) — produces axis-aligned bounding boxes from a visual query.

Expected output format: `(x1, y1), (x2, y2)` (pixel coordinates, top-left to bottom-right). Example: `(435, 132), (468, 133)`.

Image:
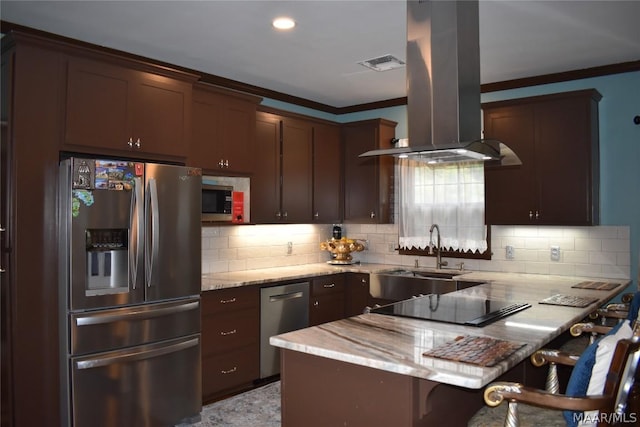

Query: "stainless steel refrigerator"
(59, 158), (203, 427)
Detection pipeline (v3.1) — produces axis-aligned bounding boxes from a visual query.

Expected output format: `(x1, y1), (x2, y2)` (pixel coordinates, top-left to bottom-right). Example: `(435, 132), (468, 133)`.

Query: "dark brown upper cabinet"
(483, 89), (601, 225)
(253, 110), (313, 223)
(342, 119), (397, 224)
(63, 55), (197, 161)
(312, 122), (343, 223)
(191, 83), (261, 174)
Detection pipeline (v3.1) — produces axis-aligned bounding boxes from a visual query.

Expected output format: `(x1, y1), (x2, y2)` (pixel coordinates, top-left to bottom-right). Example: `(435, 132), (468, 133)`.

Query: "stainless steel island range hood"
(360, 0), (520, 166)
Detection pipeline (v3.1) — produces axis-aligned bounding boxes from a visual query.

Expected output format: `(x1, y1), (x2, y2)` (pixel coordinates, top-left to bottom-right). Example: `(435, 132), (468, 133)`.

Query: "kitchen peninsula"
(267, 269), (628, 426)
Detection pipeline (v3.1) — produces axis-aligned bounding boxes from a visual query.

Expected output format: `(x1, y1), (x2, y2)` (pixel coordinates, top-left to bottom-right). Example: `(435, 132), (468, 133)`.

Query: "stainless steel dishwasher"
(260, 282), (309, 378)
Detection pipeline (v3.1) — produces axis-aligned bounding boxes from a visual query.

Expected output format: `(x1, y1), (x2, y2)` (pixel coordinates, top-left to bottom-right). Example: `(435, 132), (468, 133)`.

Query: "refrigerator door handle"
(129, 177), (144, 290)
(75, 337), (199, 370)
(145, 178), (160, 288)
(74, 300), (200, 326)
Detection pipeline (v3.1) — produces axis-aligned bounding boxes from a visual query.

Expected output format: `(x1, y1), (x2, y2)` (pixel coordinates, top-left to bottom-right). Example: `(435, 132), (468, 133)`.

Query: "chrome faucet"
(429, 224), (448, 270)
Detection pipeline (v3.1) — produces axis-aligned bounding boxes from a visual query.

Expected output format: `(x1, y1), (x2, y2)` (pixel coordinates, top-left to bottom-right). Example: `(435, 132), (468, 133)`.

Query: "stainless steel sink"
(369, 269), (486, 305)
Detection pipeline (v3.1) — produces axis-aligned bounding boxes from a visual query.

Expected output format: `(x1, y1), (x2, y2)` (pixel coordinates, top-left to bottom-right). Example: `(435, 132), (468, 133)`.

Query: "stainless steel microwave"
(202, 184), (233, 222)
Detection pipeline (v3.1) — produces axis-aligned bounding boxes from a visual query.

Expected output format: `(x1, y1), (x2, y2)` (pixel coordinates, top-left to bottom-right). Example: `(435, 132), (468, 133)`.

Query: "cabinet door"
(221, 96), (257, 173)
(345, 273), (370, 317)
(535, 96), (595, 225)
(484, 90), (600, 225)
(484, 104), (537, 224)
(253, 112), (281, 223)
(281, 117), (313, 223)
(65, 57), (133, 152)
(310, 294), (345, 326)
(65, 56), (190, 159)
(192, 90), (224, 171)
(132, 73), (190, 158)
(313, 123), (342, 223)
(191, 88), (257, 174)
(310, 275), (346, 326)
(343, 120), (395, 223)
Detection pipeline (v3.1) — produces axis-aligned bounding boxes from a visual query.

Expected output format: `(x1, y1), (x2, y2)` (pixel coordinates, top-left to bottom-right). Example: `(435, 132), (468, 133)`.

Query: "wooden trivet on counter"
(571, 281), (620, 291)
(423, 336), (526, 367)
(539, 294), (599, 308)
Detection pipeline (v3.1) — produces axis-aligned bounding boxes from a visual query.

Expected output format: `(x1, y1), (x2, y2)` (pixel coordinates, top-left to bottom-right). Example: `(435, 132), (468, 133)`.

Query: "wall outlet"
(550, 245), (560, 261)
(287, 241), (293, 255)
(505, 245), (514, 260)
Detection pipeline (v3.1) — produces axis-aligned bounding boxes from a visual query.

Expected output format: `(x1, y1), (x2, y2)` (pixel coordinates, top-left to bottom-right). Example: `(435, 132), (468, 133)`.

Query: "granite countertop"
(201, 262), (400, 291)
(268, 269), (630, 389)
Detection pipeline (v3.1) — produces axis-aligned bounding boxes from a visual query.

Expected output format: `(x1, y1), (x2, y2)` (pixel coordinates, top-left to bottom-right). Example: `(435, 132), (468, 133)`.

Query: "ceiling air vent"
(358, 54), (405, 72)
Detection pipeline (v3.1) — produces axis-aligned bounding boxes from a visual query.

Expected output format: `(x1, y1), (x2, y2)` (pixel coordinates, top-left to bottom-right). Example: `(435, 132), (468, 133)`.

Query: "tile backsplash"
(202, 223), (631, 281)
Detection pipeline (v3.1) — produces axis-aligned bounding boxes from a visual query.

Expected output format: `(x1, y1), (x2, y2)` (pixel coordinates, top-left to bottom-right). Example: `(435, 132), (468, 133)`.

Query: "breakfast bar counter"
(270, 272), (630, 426)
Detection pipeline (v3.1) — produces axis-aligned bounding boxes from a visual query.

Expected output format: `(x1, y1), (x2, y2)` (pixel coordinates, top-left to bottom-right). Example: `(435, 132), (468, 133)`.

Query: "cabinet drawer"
(311, 275), (345, 296)
(202, 286), (259, 315)
(202, 345), (259, 398)
(202, 308), (259, 356)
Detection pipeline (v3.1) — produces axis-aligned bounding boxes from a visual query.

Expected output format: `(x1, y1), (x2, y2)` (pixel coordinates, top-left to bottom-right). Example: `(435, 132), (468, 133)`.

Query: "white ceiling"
(2, 0), (639, 108)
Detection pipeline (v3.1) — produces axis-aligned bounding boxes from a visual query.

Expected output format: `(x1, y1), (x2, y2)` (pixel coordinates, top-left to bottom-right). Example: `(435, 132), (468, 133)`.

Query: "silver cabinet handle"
(536, 210), (540, 220)
(0, 226), (5, 232)
(0, 268), (5, 273)
(275, 211), (281, 219)
(135, 138), (141, 148)
(220, 329), (237, 336)
(313, 301), (319, 307)
(314, 212), (319, 219)
(127, 137), (134, 147)
(220, 297), (236, 304)
(370, 211), (376, 219)
(282, 211), (288, 219)
(221, 367), (237, 374)
(323, 283), (335, 288)
(529, 210), (533, 220)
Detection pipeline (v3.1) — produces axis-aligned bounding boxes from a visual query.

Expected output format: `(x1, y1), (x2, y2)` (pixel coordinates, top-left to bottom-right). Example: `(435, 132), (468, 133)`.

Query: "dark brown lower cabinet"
(200, 272), (372, 401)
(309, 275), (346, 326)
(201, 286), (259, 402)
(345, 272), (371, 317)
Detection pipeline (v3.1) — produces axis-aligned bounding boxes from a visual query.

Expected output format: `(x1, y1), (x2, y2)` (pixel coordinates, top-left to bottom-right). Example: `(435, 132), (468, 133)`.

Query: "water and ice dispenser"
(84, 228), (129, 295)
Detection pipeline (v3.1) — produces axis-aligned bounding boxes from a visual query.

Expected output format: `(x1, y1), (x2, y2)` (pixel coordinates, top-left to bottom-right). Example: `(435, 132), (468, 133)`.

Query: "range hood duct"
(360, 0), (521, 166)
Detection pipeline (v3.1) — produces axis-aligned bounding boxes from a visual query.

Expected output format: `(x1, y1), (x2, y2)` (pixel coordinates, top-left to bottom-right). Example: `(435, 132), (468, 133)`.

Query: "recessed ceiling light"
(273, 17), (295, 30)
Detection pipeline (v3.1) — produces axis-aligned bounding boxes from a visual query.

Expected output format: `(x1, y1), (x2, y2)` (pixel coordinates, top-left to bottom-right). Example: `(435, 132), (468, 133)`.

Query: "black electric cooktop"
(369, 294), (531, 327)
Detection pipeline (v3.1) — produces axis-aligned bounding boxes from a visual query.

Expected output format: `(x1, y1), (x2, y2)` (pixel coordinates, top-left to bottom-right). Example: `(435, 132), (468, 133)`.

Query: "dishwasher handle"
(269, 291), (304, 303)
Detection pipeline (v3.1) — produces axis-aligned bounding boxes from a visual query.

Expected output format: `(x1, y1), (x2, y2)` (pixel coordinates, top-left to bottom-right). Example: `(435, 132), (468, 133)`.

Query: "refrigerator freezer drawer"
(70, 297), (200, 356)
(71, 334), (202, 427)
